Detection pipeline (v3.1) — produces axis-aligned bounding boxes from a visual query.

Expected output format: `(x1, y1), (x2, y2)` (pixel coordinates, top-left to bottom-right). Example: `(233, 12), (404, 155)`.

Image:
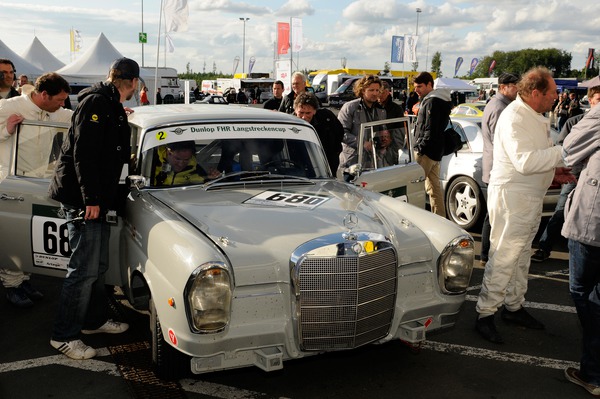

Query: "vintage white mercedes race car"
(0, 105), (473, 379)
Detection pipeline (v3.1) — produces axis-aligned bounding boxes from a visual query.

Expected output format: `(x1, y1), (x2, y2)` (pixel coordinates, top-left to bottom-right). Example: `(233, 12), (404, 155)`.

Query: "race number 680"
(265, 192), (325, 205)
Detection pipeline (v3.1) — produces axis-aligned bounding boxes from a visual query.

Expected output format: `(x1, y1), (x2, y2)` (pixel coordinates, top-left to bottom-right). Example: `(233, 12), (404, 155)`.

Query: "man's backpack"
(443, 119), (464, 156)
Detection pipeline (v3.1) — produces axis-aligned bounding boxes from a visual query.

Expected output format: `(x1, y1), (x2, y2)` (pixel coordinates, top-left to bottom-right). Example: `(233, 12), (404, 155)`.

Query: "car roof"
(128, 104), (307, 129)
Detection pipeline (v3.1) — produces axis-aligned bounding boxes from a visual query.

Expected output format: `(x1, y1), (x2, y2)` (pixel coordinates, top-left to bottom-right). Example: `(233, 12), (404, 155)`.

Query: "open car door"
(0, 120), (122, 283)
(349, 117), (426, 208)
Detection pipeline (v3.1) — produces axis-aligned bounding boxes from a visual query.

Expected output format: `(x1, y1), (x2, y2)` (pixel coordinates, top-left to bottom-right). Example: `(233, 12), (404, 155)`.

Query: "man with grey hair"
(279, 71), (308, 114)
(475, 66), (574, 344)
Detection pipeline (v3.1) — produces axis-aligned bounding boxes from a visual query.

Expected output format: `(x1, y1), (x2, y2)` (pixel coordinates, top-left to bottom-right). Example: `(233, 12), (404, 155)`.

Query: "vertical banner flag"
(248, 56), (256, 75)
(277, 22), (290, 55)
(70, 29), (82, 52)
(291, 18), (303, 52)
(469, 58), (479, 76)
(276, 60), (292, 95)
(403, 35), (418, 63)
(454, 57), (463, 77)
(391, 36), (405, 63)
(488, 60), (497, 76)
(586, 48), (595, 70)
(233, 56), (240, 75)
(163, 0), (189, 52)
(164, 0), (189, 32)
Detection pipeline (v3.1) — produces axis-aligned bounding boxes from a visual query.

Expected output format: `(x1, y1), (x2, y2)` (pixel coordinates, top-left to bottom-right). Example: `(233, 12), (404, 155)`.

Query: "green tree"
(466, 48), (573, 78)
(431, 52), (442, 77)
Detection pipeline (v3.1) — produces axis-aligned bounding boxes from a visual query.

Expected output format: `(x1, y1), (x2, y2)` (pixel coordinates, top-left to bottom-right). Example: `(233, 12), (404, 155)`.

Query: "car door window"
(358, 117), (412, 169)
(450, 121), (469, 152)
(15, 121), (68, 179)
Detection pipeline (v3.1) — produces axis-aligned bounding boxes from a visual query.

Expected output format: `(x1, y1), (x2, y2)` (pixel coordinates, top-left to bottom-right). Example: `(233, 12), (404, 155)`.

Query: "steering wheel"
(263, 159), (303, 170)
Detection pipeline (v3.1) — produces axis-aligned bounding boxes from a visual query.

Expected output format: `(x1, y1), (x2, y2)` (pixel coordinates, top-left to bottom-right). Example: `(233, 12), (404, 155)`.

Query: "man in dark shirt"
(263, 80), (284, 110)
(412, 71), (452, 217)
(0, 59), (19, 99)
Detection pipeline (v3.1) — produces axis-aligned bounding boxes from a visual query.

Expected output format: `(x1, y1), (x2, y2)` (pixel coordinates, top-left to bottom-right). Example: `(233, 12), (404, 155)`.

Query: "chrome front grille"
(292, 237), (397, 351)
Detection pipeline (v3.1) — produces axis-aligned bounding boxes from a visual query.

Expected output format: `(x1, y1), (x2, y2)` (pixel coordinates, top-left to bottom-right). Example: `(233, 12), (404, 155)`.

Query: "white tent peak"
(57, 33), (124, 79)
(0, 38), (43, 77)
(21, 36), (66, 73)
(434, 77), (476, 91)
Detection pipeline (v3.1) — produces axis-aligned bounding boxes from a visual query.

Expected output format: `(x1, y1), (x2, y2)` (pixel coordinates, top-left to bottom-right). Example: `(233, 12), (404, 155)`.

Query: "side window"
(358, 117), (413, 170)
(451, 121), (468, 152)
(15, 122), (68, 179)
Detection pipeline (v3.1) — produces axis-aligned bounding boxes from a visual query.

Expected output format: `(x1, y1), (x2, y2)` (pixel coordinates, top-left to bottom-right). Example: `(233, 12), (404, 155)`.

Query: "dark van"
(328, 76), (408, 109)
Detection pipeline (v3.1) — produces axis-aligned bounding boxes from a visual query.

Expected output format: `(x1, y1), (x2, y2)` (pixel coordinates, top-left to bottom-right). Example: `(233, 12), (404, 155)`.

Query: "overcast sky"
(1, 0), (598, 79)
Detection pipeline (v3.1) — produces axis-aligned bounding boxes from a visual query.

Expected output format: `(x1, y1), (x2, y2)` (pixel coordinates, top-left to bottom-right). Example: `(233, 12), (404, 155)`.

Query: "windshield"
(334, 79), (354, 94)
(140, 137), (331, 188)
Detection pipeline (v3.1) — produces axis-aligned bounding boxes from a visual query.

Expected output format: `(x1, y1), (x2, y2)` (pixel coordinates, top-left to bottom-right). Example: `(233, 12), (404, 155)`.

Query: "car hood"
(148, 180), (432, 285)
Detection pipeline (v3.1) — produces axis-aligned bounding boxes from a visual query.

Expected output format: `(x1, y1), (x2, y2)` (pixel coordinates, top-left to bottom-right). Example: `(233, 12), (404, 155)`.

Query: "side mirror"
(347, 163), (362, 177)
(128, 175), (147, 190)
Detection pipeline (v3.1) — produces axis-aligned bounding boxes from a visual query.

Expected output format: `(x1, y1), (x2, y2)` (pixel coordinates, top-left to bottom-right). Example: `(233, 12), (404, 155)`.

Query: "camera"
(372, 136), (381, 148)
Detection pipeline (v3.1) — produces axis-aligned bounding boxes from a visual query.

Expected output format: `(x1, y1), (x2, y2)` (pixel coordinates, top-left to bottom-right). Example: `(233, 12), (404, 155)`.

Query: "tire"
(445, 176), (484, 231)
(150, 299), (190, 380)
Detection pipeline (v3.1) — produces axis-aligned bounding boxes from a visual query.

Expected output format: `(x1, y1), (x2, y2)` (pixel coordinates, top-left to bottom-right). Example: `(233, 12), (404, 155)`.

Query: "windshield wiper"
(203, 170), (313, 190)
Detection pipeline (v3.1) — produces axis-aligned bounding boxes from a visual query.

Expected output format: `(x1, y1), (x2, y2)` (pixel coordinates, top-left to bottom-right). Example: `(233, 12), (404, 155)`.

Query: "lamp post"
(415, 8), (422, 69)
(239, 17), (250, 76)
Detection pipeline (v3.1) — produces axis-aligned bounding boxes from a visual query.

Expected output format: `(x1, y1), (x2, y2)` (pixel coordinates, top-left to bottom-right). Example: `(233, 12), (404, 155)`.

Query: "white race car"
(0, 105), (473, 378)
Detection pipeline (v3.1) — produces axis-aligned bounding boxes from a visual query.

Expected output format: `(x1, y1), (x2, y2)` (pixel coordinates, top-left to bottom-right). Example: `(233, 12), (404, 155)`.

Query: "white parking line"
(0, 347), (120, 376)
(424, 341), (579, 370)
(0, 340), (578, 399)
(180, 379), (284, 399)
(465, 294), (577, 314)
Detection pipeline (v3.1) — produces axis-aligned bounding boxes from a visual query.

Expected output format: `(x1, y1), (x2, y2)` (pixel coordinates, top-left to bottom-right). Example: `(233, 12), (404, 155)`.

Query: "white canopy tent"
(0, 39), (43, 78)
(56, 33), (158, 106)
(21, 37), (65, 72)
(434, 77), (476, 91)
(57, 33), (127, 82)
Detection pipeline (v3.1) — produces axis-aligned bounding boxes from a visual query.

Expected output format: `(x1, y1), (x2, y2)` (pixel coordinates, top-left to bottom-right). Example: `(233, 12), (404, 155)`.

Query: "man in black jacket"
(294, 92), (344, 173)
(413, 71), (452, 217)
(48, 57), (138, 360)
(263, 80), (284, 110)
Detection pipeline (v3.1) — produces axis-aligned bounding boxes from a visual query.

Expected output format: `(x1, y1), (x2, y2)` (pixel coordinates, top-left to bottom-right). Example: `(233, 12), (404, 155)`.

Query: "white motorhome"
(139, 67), (181, 105)
(469, 78), (498, 95)
(200, 79), (218, 95)
(311, 73), (355, 103)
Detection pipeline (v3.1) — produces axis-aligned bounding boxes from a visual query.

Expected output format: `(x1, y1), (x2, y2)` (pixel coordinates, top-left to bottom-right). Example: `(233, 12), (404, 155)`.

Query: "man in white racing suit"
(475, 67), (574, 343)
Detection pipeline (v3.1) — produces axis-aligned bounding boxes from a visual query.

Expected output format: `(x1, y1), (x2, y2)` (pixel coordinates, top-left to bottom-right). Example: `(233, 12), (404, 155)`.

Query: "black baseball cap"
(110, 57), (140, 80)
(498, 73), (519, 85)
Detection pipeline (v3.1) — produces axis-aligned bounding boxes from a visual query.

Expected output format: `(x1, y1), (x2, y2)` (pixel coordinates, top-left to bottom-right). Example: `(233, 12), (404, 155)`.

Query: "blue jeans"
(538, 182), (576, 253)
(568, 239), (600, 385)
(52, 206), (110, 341)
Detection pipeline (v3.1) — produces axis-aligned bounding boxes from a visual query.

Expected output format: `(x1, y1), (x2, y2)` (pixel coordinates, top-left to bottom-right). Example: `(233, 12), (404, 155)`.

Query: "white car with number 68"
(0, 105), (474, 379)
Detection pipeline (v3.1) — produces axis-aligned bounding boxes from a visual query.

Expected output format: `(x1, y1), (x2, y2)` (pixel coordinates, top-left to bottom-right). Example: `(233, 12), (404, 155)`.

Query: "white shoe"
(50, 339), (96, 360)
(81, 319), (129, 335)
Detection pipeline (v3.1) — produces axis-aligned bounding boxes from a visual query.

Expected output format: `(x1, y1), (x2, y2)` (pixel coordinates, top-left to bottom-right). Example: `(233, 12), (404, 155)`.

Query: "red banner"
(488, 60), (496, 76)
(586, 48), (595, 70)
(277, 22), (290, 55)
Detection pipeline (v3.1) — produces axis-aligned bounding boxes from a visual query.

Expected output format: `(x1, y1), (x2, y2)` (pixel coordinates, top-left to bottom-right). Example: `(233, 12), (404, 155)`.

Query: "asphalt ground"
(0, 219), (592, 399)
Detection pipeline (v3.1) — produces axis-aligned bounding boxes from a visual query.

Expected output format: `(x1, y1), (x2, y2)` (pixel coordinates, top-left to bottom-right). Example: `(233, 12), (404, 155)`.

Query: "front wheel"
(150, 299), (190, 380)
(445, 176), (484, 231)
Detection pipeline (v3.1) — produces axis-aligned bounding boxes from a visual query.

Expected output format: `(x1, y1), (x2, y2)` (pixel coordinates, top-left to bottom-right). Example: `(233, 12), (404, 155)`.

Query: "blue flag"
(391, 36), (405, 63)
